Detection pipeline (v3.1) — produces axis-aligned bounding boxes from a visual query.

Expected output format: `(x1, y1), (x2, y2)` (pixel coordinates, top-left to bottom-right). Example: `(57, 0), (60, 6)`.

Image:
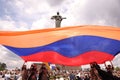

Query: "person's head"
(106, 65), (113, 71)
(41, 63), (47, 68)
(41, 67), (46, 70)
(22, 65), (27, 70)
(30, 64), (37, 70)
(107, 65), (111, 68)
(90, 62), (100, 70)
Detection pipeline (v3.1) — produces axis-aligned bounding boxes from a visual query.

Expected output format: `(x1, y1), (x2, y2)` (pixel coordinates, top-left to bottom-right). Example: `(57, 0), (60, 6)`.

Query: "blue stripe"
(4, 35), (120, 57)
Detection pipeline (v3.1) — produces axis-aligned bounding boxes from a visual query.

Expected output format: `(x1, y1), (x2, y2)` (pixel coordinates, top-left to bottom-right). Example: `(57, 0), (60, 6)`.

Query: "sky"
(0, 0), (120, 69)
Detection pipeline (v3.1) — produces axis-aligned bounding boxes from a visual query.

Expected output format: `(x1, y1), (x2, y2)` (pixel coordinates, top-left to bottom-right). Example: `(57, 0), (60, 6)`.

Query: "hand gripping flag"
(0, 25), (120, 66)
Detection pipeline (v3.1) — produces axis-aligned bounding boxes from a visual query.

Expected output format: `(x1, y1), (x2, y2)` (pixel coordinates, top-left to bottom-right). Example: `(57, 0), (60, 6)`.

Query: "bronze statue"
(51, 12), (66, 28)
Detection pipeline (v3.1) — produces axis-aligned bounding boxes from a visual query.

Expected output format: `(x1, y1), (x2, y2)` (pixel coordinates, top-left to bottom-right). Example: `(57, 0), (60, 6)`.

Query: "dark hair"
(41, 67), (46, 70)
(90, 62), (100, 69)
(22, 65), (27, 70)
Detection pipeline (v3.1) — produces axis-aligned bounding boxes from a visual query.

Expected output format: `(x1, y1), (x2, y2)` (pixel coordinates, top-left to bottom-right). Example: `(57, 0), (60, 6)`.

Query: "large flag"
(0, 25), (120, 66)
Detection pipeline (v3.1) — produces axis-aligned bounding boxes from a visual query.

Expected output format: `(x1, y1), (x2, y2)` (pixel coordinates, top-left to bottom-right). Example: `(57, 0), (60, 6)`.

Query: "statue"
(51, 12), (66, 28)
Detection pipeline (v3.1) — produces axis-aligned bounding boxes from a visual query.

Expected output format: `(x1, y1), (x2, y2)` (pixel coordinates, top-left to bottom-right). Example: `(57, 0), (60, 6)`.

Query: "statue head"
(57, 12), (60, 15)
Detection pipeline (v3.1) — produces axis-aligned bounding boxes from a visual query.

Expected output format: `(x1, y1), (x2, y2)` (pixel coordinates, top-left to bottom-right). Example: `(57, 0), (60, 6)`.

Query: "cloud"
(113, 54), (120, 67)
(46, 0), (65, 6)
(0, 19), (16, 31)
(62, 0), (120, 27)
(0, 19), (29, 31)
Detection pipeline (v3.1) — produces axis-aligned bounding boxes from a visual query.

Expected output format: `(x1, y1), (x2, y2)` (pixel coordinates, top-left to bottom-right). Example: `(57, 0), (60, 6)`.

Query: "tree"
(0, 62), (7, 71)
(115, 66), (120, 71)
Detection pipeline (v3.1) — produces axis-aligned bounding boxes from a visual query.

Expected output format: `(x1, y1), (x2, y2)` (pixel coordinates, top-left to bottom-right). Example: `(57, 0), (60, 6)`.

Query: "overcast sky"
(0, 0), (120, 69)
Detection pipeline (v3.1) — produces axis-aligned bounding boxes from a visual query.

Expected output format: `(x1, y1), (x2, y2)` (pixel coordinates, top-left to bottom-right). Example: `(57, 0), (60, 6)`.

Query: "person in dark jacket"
(38, 64), (49, 80)
(27, 64), (37, 80)
(90, 62), (120, 80)
(21, 64), (28, 80)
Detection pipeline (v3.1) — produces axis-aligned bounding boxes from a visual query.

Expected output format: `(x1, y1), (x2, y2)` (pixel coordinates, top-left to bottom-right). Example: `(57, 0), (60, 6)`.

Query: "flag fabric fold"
(0, 25), (120, 66)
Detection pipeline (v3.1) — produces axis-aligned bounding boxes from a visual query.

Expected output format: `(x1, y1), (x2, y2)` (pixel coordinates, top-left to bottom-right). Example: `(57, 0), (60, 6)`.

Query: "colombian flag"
(0, 25), (120, 66)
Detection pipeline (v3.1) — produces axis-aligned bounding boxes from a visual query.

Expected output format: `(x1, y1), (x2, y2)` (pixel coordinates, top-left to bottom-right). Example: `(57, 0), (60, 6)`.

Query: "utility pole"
(51, 12), (66, 28)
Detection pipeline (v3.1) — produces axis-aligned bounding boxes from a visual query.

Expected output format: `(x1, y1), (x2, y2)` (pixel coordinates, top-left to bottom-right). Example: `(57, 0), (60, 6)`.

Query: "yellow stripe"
(0, 25), (120, 48)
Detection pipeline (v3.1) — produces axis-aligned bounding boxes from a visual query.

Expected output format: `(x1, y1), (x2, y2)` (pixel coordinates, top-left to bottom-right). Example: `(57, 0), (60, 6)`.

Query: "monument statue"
(51, 12), (66, 28)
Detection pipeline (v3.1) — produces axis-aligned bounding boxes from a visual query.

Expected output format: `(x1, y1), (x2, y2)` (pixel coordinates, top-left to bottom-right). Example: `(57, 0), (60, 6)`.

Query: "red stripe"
(21, 51), (114, 66)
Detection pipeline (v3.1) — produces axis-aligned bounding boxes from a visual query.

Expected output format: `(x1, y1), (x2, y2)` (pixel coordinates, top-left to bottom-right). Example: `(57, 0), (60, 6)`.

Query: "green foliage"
(0, 62), (7, 71)
(115, 66), (120, 71)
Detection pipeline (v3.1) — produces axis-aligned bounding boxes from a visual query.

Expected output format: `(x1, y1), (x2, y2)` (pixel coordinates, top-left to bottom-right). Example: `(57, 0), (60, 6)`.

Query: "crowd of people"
(0, 62), (120, 80)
